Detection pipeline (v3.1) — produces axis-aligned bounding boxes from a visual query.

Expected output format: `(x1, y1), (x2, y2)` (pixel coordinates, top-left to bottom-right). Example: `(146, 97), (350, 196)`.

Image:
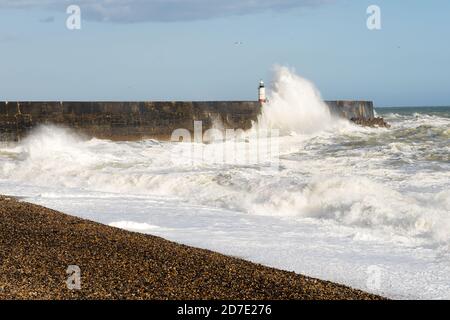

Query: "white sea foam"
(109, 221), (161, 231)
(255, 65), (350, 135)
(1, 68), (449, 299)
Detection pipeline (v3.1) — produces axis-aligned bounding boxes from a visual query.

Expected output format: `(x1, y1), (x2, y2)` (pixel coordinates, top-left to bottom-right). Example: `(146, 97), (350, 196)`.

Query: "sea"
(1, 67), (449, 299)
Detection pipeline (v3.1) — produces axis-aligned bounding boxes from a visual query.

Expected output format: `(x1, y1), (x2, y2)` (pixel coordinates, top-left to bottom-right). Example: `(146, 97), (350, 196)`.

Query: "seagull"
(234, 41), (243, 46)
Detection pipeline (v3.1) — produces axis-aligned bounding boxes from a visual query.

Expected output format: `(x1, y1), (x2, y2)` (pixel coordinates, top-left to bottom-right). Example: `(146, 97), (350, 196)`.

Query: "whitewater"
(1, 66), (449, 299)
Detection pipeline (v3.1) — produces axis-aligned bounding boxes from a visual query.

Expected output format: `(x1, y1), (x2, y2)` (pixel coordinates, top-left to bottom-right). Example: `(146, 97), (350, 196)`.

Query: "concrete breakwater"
(326, 100), (375, 120)
(0, 100), (375, 141)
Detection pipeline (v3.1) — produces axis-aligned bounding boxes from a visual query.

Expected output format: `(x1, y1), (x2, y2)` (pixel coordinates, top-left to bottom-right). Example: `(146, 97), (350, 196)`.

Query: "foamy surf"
(0, 68), (449, 299)
(255, 65), (350, 135)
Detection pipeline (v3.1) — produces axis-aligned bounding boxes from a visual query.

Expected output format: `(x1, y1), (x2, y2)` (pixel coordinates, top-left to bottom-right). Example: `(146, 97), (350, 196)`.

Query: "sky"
(0, 0), (449, 107)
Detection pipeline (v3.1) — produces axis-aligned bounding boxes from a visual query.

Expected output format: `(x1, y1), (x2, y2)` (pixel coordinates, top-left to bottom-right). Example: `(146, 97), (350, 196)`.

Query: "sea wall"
(0, 100), (375, 141)
(0, 101), (260, 141)
(326, 101), (375, 120)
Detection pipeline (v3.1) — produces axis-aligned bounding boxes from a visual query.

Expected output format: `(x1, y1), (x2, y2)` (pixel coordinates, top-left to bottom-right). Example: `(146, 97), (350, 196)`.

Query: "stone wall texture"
(0, 100), (374, 141)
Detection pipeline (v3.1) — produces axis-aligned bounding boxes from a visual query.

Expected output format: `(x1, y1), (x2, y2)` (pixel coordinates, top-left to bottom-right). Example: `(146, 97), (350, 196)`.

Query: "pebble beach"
(0, 196), (383, 300)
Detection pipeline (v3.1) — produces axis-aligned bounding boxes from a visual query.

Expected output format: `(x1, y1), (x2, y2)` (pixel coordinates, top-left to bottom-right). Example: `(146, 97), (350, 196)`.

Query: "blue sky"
(0, 0), (449, 107)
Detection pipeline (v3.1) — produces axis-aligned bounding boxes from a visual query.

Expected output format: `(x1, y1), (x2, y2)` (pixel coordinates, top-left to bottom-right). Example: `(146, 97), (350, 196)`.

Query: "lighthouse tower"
(258, 80), (267, 104)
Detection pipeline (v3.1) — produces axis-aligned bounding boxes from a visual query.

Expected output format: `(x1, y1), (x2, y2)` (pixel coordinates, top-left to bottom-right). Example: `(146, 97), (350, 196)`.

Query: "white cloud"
(0, 0), (334, 23)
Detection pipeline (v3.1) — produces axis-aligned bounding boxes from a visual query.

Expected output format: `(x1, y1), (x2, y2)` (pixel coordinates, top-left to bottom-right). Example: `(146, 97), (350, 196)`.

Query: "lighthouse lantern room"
(258, 80), (267, 104)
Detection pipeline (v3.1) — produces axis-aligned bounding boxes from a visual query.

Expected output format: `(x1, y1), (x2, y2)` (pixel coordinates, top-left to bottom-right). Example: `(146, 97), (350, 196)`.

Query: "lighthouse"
(258, 80), (267, 104)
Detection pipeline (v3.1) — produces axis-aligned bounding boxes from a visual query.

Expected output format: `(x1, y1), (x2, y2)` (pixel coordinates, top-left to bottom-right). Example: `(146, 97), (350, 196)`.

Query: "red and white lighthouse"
(258, 80), (267, 104)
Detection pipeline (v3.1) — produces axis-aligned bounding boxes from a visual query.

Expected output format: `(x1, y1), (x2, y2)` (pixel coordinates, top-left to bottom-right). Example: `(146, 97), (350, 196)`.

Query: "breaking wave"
(0, 117), (449, 247)
(0, 68), (449, 251)
(256, 66), (349, 135)
(1, 68), (449, 299)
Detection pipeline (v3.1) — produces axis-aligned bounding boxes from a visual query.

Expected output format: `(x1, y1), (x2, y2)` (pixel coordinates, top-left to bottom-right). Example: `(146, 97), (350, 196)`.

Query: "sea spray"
(256, 66), (343, 135)
(1, 105), (450, 299)
(1, 121), (449, 245)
